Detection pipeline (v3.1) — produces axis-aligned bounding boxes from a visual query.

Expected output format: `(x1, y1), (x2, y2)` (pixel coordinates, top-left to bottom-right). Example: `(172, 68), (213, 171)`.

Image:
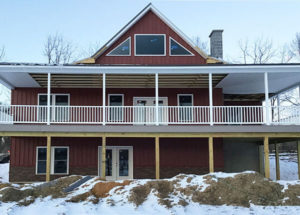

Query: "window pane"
(55, 95), (69, 106)
(109, 38), (130, 56)
(109, 96), (123, 106)
(136, 35), (165, 55)
(38, 148), (47, 160)
(39, 95), (49, 106)
(54, 148), (68, 160)
(54, 160), (67, 173)
(37, 161), (46, 174)
(106, 149), (113, 176)
(119, 149), (129, 176)
(170, 38), (192, 55)
(179, 96), (192, 106)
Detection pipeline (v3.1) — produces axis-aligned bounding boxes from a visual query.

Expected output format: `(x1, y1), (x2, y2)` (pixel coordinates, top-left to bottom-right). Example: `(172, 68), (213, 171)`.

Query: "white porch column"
(102, 73), (106, 125)
(47, 72), (51, 125)
(155, 73), (159, 126)
(264, 72), (270, 125)
(209, 73), (213, 126)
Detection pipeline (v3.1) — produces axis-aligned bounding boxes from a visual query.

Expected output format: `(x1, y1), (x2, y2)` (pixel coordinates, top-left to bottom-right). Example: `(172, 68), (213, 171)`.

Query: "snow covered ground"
(270, 153), (299, 180)
(1, 157), (300, 215)
(0, 163), (9, 183)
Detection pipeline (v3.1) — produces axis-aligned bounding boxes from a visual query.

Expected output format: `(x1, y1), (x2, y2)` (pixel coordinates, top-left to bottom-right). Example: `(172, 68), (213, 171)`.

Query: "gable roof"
(76, 3), (222, 64)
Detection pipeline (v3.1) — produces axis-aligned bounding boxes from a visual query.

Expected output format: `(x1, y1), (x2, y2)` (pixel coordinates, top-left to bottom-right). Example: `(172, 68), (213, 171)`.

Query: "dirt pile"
(0, 175), (82, 203)
(92, 180), (132, 198)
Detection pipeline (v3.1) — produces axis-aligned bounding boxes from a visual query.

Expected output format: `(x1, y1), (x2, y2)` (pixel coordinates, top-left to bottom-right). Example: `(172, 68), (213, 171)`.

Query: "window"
(178, 94), (193, 122)
(38, 94), (70, 122)
(36, 147), (47, 174)
(135, 34), (165, 56)
(170, 37), (193, 56)
(107, 37), (131, 56)
(108, 94), (124, 122)
(36, 146), (69, 175)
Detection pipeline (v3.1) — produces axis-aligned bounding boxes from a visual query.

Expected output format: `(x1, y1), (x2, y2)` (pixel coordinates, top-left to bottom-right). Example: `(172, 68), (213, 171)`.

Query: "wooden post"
(101, 136), (106, 180)
(258, 145), (265, 175)
(155, 136), (160, 179)
(275, 143), (280, 180)
(46, 136), (51, 182)
(209, 136), (214, 173)
(297, 140), (300, 180)
(264, 136), (270, 178)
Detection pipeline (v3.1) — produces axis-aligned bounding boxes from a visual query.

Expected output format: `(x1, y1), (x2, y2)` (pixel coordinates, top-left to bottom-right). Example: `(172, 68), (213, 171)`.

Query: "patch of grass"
(128, 184), (151, 206)
(66, 192), (91, 203)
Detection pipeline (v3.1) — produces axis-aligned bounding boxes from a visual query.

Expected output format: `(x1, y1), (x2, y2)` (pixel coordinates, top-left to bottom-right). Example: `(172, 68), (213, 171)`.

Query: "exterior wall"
(95, 10), (206, 65)
(9, 137), (224, 182)
(11, 88), (223, 106)
(223, 138), (261, 173)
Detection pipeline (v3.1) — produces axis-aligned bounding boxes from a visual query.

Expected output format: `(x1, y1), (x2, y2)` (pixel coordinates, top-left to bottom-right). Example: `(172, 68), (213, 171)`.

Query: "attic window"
(135, 34), (165, 56)
(170, 37), (193, 56)
(107, 37), (131, 56)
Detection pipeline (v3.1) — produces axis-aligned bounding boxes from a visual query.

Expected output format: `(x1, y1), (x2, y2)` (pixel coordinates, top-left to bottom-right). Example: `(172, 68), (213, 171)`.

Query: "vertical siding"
(95, 11), (206, 65)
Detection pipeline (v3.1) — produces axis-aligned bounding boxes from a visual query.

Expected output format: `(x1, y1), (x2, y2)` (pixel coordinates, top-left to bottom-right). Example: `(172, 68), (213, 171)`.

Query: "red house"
(0, 4), (300, 182)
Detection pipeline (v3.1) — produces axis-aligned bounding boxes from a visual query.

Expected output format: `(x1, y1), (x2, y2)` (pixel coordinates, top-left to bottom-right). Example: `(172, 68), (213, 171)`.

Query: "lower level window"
(36, 146), (69, 174)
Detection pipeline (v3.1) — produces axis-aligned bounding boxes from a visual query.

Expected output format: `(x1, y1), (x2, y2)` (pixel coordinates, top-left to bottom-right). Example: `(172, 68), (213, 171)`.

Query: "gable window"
(178, 94), (193, 122)
(135, 34), (165, 56)
(107, 37), (131, 56)
(108, 94), (124, 122)
(170, 37), (193, 56)
(36, 146), (69, 175)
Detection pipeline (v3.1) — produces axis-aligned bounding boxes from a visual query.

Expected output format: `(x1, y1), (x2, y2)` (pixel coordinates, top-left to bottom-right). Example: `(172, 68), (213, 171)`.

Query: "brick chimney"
(209, 30), (223, 59)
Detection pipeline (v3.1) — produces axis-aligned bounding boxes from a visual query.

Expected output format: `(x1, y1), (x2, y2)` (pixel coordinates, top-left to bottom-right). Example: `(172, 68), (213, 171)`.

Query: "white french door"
(133, 97), (168, 124)
(98, 146), (133, 180)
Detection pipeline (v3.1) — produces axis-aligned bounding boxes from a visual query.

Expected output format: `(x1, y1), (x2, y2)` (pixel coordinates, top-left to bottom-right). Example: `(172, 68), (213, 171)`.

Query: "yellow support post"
(101, 136), (106, 180)
(46, 136), (51, 182)
(297, 140), (300, 180)
(275, 143), (280, 180)
(209, 136), (214, 173)
(155, 136), (160, 179)
(264, 136), (270, 179)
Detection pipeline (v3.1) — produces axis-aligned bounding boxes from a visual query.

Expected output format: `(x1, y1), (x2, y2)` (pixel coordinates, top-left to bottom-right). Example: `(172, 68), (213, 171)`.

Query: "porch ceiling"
(29, 74), (227, 88)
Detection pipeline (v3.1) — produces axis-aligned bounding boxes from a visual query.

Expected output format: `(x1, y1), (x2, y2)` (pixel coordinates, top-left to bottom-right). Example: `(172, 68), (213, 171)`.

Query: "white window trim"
(36, 146), (69, 175)
(177, 94), (194, 106)
(169, 37), (194, 56)
(177, 94), (194, 122)
(106, 37), (131, 56)
(37, 94), (70, 106)
(108, 94), (124, 106)
(134, 34), (166, 56)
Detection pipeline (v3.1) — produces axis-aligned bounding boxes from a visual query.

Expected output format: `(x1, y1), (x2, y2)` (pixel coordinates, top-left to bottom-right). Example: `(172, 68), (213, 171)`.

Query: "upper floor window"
(135, 34), (165, 56)
(170, 37), (193, 56)
(107, 37), (131, 56)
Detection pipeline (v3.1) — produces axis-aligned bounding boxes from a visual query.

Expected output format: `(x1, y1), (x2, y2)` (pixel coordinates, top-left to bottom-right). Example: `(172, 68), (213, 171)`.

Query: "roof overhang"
(0, 64), (300, 95)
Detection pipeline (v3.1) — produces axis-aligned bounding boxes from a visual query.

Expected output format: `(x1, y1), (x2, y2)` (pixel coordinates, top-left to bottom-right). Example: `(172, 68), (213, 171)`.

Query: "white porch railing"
(0, 105), (299, 125)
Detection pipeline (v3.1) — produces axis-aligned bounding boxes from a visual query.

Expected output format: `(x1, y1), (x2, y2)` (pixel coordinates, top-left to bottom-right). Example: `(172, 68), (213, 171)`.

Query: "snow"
(1, 157), (300, 214)
(0, 163), (9, 183)
(270, 153), (299, 181)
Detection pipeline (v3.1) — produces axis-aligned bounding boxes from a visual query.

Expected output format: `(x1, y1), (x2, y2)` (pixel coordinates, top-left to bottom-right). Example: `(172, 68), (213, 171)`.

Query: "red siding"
(10, 137), (224, 169)
(11, 88), (223, 106)
(95, 11), (206, 65)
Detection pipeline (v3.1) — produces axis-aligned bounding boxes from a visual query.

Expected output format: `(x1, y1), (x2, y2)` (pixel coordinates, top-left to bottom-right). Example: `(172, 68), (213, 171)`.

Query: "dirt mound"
(0, 175), (82, 203)
(128, 172), (300, 208)
(92, 180), (132, 198)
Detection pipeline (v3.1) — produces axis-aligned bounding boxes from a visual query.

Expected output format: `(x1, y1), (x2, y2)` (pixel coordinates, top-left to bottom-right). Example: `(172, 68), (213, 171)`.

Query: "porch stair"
(63, 176), (93, 193)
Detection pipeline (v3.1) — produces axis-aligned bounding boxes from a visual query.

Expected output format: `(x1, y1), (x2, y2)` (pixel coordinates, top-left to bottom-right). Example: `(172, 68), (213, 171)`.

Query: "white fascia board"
(1, 65), (300, 75)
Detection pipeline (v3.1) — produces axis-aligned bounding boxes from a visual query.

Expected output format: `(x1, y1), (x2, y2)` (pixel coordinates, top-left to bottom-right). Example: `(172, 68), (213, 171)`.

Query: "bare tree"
(79, 41), (102, 59)
(238, 37), (276, 64)
(290, 33), (300, 61)
(279, 44), (294, 63)
(43, 33), (75, 64)
(192, 36), (209, 54)
(0, 46), (5, 61)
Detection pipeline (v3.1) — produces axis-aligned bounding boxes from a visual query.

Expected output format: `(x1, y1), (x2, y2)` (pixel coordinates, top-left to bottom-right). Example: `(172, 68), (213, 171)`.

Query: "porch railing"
(0, 105), (299, 125)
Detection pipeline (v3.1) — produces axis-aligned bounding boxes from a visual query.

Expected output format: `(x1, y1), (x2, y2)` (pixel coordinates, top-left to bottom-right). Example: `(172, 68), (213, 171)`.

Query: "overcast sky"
(0, 0), (299, 64)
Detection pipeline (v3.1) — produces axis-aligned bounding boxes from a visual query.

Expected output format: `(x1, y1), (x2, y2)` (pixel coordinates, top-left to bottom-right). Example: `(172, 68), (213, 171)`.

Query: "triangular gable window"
(170, 37), (193, 56)
(107, 37), (131, 56)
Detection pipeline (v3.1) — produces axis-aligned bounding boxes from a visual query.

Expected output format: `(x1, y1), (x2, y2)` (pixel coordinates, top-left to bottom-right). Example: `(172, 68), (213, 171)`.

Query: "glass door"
(99, 146), (133, 180)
